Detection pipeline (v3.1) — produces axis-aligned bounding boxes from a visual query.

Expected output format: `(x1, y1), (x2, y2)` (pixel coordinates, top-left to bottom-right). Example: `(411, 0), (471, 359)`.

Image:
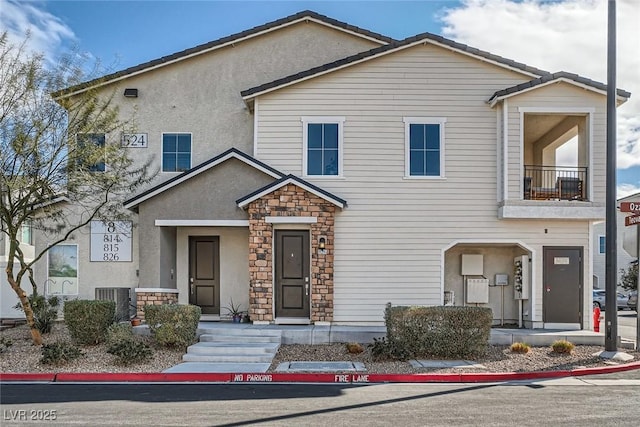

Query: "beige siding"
(255, 44), (597, 324)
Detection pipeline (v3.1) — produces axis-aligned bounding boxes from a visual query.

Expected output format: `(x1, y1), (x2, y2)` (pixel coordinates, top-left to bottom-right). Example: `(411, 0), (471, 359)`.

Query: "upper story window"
(302, 117), (344, 177)
(162, 133), (191, 172)
(599, 236), (605, 254)
(20, 221), (32, 245)
(77, 133), (105, 172)
(403, 117), (446, 178)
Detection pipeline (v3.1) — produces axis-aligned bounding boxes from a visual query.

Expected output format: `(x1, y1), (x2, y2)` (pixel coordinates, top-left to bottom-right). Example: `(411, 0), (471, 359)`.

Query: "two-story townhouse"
(20, 11), (630, 331)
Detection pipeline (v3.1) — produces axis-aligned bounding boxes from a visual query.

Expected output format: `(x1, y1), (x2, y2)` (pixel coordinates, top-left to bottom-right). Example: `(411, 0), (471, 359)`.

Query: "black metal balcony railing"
(523, 165), (588, 201)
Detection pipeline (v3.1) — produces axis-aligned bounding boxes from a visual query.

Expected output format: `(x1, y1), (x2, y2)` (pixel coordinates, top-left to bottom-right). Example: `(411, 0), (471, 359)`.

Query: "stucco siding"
(254, 44), (597, 324)
(94, 22), (381, 189)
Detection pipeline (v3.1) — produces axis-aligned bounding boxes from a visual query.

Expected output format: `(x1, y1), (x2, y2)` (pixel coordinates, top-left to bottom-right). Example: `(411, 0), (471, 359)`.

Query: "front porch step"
(186, 342), (280, 355)
(198, 333), (281, 344)
(183, 327), (282, 364)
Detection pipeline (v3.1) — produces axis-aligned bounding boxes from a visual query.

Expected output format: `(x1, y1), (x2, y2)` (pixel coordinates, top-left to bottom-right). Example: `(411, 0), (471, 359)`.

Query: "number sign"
(90, 221), (132, 262)
(121, 133), (148, 148)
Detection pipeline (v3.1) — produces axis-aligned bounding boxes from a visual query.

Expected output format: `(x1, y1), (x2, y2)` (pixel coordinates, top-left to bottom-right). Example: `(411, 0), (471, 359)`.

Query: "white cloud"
(617, 183), (640, 199)
(440, 0), (640, 173)
(0, 0), (75, 57)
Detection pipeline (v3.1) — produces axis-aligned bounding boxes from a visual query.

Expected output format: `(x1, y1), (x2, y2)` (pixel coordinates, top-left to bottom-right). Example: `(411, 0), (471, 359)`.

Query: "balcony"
(523, 165), (587, 201)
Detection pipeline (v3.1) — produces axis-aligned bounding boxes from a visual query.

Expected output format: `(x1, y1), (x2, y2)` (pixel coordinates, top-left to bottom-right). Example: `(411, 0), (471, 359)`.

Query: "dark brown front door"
(189, 236), (220, 315)
(543, 247), (582, 325)
(275, 230), (310, 318)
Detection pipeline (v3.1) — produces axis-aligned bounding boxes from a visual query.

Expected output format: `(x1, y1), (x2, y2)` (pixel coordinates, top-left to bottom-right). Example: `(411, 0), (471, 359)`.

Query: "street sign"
(625, 214), (640, 227)
(620, 201), (640, 212)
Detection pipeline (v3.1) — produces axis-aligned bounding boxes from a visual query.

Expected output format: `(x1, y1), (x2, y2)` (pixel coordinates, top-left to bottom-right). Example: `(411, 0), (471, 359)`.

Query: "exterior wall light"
(124, 88), (138, 98)
(318, 237), (326, 250)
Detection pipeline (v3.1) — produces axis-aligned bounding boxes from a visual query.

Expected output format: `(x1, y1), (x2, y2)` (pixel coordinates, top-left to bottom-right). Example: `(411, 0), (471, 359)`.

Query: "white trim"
(154, 220), (249, 227)
(31, 195), (70, 210)
(160, 132), (193, 173)
(124, 150), (281, 209)
(498, 204), (605, 220)
(266, 216), (317, 224)
(253, 98), (259, 158)
(237, 177), (345, 209)
(46, 244), (79, 296)
(135, 288), (180, 294)
(496, 103), (501, 202)
(243, 37), (543, 101)
(519, 108), (524, 200)
(302, 116), (345, 178)
(503, 99), (509, 201)
(55, 16), (389, 99)
(403, 117), (446, 179)
(490, 78), (622, 106)
(588, 112), (594, 201)
(517, 107), (596, 114)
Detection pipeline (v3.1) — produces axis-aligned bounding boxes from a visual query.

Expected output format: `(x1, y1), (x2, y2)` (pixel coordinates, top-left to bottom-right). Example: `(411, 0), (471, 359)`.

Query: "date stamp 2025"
(3, 409), (57, 422)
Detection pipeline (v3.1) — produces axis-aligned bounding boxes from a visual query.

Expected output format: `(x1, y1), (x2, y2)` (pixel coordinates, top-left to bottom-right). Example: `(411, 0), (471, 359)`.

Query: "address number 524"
(121, 133), (148, 148)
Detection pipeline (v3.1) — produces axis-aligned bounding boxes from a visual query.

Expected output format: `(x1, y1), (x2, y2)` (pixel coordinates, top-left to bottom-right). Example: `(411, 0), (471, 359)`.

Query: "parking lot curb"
(2, 361), (640, 384)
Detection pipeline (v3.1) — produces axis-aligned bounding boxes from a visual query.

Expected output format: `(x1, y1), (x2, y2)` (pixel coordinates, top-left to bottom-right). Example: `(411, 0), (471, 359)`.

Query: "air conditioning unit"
(95, 287), (131, 321)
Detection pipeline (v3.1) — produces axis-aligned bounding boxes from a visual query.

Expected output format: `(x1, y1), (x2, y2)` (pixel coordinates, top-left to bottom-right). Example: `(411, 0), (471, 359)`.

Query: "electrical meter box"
(461, 254), (483, 276)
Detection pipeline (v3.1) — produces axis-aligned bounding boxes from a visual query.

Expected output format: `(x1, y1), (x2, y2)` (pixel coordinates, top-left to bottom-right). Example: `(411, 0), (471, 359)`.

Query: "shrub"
(510, 342), (531, 354)
(106, 322), (134, 346)
(551, 339), (574, 354)
(346, 342), (364, 354)
(14, 293), (60, 334)
(64, 300), (115, 345)
(40, 342), (82, 365)
(372, 303), (492, 360)
(107, 337), (153, 365)
(144, 304), (201, 348)
(0, 336), (13, 353)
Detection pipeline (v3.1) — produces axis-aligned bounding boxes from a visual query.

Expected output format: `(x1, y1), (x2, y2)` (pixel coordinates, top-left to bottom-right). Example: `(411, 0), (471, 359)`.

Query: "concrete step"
(197, 327), (282, 337)
(186, 342), (279, 355)
(182, 353), (276, 363)
(199, 333), (281, 344)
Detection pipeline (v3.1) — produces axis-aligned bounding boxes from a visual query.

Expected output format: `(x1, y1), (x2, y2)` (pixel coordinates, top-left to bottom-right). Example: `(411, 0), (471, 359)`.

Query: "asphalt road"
(2, 380), (640, 426)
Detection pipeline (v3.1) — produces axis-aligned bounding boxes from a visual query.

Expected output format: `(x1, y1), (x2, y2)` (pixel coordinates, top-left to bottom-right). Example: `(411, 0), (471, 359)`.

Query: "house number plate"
(121, 133), (148, 148)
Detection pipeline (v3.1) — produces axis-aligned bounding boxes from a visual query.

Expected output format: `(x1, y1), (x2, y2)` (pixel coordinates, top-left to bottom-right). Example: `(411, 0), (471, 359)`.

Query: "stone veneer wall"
(247, 184), (336, 323)
(135, 289), (179, 320)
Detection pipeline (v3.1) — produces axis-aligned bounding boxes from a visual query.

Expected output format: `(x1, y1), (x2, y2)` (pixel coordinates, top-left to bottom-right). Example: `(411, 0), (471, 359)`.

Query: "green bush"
(64, 300), (115, 345)
(106, 322), (134, 346)
(144, 304), (201, 348)
(371, 303), (493, 360)
(40, 342), (82, 365)
(0, 336), (13, 353)
(14, 293), (60, 334)
(551, 339), (574, 354)
(107, 337), (153, 365)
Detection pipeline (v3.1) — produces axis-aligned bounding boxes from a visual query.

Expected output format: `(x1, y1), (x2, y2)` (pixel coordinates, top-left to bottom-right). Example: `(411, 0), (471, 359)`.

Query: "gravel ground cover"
(1, 323), (637, 374)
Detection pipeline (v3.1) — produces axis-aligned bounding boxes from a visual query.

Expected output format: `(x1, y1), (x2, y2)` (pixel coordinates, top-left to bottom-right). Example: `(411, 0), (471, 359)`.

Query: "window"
(302, 117), (344, 177)
(20, 221), (32, 245)
(77, 133), (105, 172)
(599, 236), (605, 254)
(162, 133), (191, 172)
(404, 118), (446, 178)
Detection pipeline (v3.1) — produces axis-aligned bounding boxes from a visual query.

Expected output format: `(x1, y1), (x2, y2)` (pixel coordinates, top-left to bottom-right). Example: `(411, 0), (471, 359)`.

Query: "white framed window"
(76, 133), (106, 172)
(403, 117), (446, 178)
(302, 117), (344, 177)
(162, 133), (192, 172)
(20, 221), (32, 245)
(598, 235), (605, 254)
(46, 244), (79, 295)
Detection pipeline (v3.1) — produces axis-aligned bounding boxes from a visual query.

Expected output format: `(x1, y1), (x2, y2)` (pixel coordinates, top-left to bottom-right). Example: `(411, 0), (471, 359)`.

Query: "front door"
(275, 230), (310, 318)
(189, 236), (220, 315)
(543, 247), (582, 325)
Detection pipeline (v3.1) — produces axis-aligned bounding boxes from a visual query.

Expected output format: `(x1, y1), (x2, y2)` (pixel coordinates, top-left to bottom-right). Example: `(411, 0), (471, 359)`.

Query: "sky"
(2, 0), (639, 197)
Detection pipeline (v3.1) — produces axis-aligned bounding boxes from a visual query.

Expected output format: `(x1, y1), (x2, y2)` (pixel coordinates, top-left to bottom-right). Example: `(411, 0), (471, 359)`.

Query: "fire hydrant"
(593, 306), (601, 332)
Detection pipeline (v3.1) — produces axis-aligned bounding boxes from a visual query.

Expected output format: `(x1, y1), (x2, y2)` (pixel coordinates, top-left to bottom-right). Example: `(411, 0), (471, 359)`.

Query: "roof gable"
(489, 72), (631, 106)
(241, 33), (630, 105)
(54, 10), (393, 98)
(123, 148), (283, 210)
(236, 175), (346, 209)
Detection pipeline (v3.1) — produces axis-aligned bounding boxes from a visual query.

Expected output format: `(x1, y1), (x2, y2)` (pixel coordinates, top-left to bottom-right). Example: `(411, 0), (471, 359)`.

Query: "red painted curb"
(0, 373), (56, 382)
(2, 362), (640, 383)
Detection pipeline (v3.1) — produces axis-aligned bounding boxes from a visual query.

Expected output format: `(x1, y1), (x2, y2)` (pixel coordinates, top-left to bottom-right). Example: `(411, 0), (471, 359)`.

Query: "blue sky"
(2, 0), (639, 196)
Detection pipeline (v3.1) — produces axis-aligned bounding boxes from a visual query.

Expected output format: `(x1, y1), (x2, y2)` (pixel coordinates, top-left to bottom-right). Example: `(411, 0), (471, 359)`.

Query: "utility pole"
(604, 0), (618, 352)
